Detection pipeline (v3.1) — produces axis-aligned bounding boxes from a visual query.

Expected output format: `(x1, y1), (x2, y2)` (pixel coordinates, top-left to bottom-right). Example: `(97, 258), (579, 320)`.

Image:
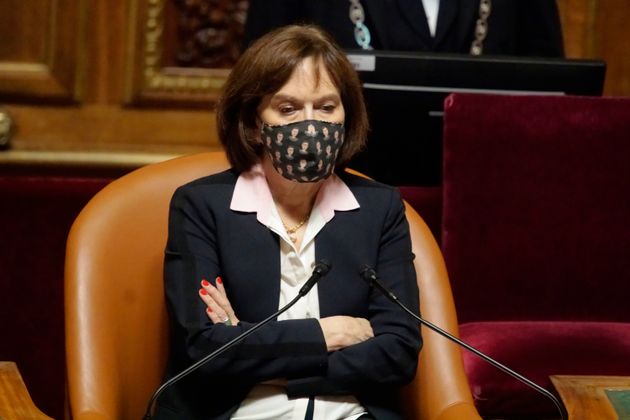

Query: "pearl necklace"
(282, 217), (309, 243)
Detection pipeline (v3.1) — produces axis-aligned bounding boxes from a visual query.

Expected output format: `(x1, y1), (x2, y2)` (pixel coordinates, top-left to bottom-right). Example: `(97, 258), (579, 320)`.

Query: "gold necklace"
(282, 216), (309, 243)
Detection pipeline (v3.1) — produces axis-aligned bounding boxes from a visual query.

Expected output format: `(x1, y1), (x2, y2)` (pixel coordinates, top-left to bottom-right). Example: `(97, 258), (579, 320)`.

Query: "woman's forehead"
(274, 57), (339, 97)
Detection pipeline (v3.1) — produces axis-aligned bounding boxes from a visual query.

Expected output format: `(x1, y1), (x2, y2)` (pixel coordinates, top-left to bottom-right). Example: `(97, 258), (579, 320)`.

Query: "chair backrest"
(65, 151), (479, 420)
(440, 93), (630, 418)
(65, 152), (230, 419)
(401, 203), (480, 420)
(442, 93), (630, 324)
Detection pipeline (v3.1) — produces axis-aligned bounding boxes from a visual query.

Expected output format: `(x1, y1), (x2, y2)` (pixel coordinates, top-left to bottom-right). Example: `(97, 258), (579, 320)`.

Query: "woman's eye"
(320, 104), (336, 112)
(279, 106), (295, 114)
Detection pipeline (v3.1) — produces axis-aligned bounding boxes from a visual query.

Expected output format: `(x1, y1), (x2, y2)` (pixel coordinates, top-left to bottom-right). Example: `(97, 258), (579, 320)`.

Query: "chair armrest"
(0, 361), (53, 420)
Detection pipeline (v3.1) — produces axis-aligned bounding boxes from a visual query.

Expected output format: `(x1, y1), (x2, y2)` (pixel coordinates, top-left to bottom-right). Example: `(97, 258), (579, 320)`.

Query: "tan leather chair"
(65, 151), (480, 420)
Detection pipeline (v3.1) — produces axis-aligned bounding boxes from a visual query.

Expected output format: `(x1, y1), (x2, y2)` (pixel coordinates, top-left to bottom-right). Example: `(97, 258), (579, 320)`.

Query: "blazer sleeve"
(164, 184), (328, 384)
(286, 188), (422, 397)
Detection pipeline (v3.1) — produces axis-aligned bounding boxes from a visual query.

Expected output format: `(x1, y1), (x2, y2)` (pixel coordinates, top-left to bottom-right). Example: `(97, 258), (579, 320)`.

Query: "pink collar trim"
(230, 164), (359, 225)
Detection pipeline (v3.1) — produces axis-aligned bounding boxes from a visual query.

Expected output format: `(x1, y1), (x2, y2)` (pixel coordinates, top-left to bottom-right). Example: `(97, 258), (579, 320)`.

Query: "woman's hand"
(199, 277), (240, 326)
(318, 316), (374, 352)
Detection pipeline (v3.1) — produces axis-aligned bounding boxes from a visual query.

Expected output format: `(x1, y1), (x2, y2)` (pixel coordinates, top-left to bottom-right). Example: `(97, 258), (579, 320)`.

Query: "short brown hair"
(216, 24), (369, 172)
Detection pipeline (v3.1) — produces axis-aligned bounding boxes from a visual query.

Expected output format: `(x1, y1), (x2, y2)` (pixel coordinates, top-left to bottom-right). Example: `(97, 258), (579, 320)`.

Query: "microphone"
(359, 265), (568, 420)
(143, 260), (332, 419)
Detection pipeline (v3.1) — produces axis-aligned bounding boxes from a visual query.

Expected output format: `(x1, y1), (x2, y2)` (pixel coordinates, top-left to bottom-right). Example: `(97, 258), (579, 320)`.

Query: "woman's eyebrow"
(271, 93), (340, 103)
(270, 94), (299, 103)
(314, 94), (342, 103)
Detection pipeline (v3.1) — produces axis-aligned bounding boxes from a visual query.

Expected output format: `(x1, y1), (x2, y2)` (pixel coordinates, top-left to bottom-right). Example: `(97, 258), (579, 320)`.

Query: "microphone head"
(359, 264), (377, 281)
(299, 260), (332, 296)
(314, 259), (332, 276)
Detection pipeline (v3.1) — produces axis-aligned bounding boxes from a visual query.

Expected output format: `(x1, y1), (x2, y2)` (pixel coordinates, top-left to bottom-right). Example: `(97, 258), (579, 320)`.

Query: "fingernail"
(216, 276), (222, 285)
(206, 307), (212, 313)
(201, 279), (210, 287)
(199, 288), (208, 295)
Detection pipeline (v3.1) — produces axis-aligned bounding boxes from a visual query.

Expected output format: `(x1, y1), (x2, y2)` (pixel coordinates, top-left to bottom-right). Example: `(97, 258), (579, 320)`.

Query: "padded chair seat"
(460, 321), (630, 417)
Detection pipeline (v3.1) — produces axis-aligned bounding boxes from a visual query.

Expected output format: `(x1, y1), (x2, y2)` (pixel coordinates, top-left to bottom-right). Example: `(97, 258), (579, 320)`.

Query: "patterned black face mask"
(261, 119), (345, 183)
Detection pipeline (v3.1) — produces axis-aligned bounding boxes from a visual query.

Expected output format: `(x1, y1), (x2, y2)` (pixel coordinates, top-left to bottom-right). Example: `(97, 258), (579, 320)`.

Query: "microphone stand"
(143, 260), (331, 419)
(360, 266), (568, 420)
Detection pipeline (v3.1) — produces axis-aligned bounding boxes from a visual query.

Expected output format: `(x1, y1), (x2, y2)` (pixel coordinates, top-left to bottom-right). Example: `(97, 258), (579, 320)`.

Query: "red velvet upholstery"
(442, 93), (630, 417)
(398, 186), (442, 243)
(0, 175), (110, 419)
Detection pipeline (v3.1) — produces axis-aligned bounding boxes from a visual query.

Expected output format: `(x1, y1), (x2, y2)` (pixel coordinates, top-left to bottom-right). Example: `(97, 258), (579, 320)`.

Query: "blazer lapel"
(254, 230), (282, 319)
(314, 226), (337, 318)
(394, 0), (433, 49)
(362, 0), (390, 49)
(226, 213), (282, 322)
(433, 0), (458, 48)
(435, 0), (480, 52)
(313, 213), (368, 319)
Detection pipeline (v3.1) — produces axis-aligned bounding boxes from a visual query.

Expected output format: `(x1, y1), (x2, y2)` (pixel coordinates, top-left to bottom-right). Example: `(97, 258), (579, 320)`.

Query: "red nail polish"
(206, 307), (212, 313)
(216, 276), (222, 285)
(199, 288), (208, 295)
(201, 279), (210, 287)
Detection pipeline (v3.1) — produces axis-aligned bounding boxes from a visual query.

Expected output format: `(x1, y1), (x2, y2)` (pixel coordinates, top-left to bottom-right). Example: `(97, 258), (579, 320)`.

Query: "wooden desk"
(0, 362), (53, 420)
(551, 375), (630, 420)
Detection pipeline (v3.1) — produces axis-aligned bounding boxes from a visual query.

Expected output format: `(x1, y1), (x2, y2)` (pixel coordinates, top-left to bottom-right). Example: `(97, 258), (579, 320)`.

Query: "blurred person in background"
(244, 0), (564, 57)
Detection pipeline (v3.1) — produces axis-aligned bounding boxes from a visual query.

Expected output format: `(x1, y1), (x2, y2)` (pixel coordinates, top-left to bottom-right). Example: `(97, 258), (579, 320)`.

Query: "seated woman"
(158, 25), (421, 420)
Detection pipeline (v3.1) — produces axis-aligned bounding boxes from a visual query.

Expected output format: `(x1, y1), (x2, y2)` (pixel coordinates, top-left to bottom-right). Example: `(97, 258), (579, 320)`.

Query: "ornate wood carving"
(172, 0), (247, 68)
(125, 0), (248, 107)
(0, 0), (85, 103)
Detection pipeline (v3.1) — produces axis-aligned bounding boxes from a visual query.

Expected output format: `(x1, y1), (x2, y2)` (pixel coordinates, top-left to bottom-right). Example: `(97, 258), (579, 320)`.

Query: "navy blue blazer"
(244, 0), (564, 57)
(155, 169), (421, 420)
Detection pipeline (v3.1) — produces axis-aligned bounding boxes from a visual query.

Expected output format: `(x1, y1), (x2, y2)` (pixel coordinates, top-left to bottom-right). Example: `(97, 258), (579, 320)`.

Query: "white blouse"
(421, 0), (440, 36)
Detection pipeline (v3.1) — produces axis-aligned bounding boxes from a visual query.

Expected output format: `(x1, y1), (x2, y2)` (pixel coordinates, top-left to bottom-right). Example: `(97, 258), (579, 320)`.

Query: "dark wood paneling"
(0, 0), (50, 62)
(5, 104), (218, 152)
(1, 0), (627, 156)
(0, 0), (85, 102)
(591, 0), (630, 96)
(558, 0), (630, 96)
(557, 0), (593, 58)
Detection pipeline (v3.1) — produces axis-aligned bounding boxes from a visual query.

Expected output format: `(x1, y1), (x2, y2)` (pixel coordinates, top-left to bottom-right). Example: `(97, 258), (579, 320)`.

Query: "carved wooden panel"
(0, 0), (85, 103)
(125, 0), (248, 106)
(169, 0), (247, 68)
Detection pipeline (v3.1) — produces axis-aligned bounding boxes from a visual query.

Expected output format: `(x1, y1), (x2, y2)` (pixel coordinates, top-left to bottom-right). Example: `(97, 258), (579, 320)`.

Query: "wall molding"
(124, 0), (236, 107)
(0, 0), (86, 103)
